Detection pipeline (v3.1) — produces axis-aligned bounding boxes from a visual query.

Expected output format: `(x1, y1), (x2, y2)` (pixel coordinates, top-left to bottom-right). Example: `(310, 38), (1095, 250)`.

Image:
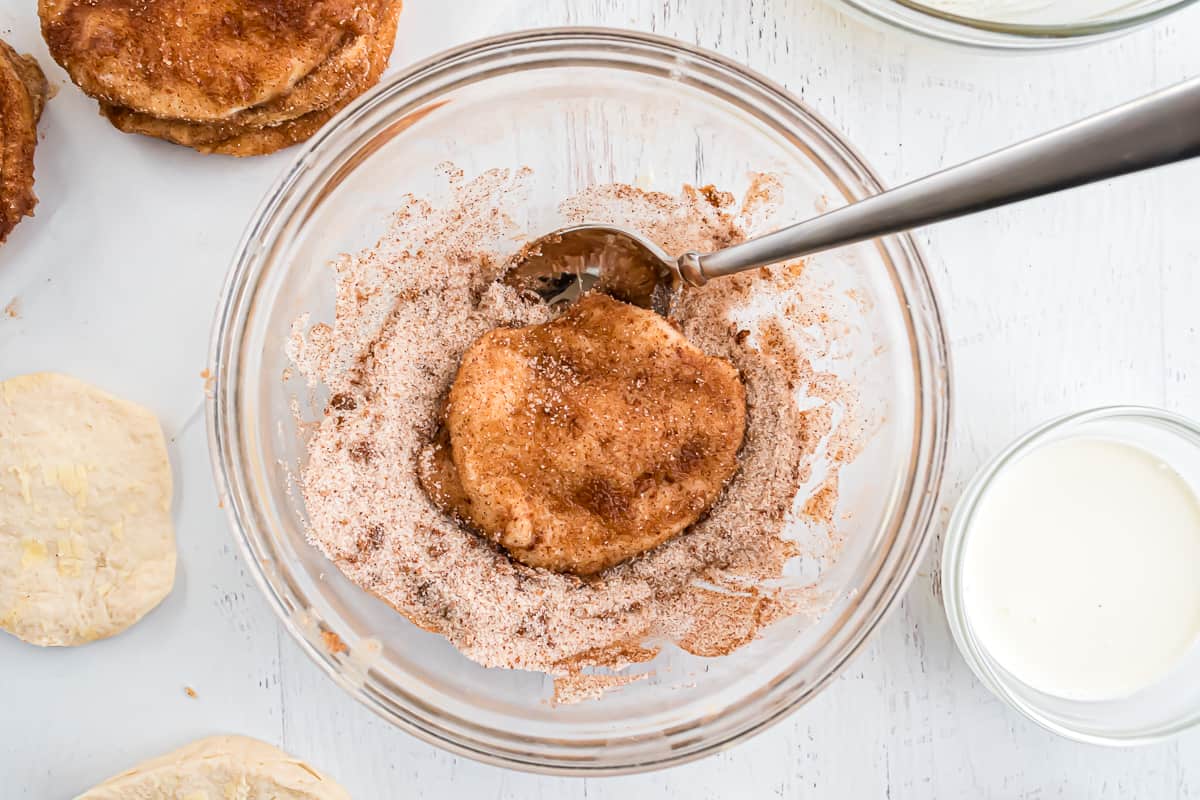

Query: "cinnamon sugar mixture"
(291, 166), (860, 701)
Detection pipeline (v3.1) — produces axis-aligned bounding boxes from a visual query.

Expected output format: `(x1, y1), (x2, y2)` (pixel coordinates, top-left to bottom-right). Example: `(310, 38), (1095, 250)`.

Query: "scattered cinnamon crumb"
(553, 671), (648, 704)
(199, 368), (215, 393)
(802, 477), (839, 524)
(321, 629), (348, 655)
(4, 297), (19, 319)
(184, 686), (197, 698)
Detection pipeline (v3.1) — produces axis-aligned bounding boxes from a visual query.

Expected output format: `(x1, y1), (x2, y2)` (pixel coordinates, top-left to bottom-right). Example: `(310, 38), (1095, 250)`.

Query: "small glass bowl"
(208, 28), (951, 774)
(943, 406), (1200, 744)
(836, 0), (1198, 49)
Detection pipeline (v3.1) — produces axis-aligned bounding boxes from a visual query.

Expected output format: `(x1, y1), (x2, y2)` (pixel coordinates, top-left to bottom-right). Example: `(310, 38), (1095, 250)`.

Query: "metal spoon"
(505, 76), (1200, 312)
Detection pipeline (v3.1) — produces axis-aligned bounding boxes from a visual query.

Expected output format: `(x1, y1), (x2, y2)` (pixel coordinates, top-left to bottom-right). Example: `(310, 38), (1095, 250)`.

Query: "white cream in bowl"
(962, 436), (1200, 701)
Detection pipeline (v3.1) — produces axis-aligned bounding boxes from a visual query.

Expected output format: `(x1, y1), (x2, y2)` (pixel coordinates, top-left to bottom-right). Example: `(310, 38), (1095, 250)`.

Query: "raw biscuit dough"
(76, 736), (351, 800)
(0, 373), (175, 646)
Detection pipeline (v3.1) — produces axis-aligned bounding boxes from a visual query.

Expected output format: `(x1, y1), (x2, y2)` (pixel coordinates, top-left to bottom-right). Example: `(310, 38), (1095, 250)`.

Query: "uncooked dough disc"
(77, 736), (351, 800)
(0, 372), (175, 646)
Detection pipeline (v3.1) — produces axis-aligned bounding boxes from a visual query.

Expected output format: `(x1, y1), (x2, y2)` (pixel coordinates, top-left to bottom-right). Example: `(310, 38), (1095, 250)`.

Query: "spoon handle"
(681, 76), (1200, 284)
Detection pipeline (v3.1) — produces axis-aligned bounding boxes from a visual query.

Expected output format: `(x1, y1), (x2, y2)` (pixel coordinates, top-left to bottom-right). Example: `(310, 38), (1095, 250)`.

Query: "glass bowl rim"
(836, 0), (1199, 50)
(941, 404), (1200, 745)
(206, 26), (953, 774)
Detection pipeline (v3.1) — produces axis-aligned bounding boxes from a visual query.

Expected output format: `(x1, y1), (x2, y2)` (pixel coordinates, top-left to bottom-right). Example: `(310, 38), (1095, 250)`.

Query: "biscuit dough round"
(425, 293), (747, 576)
(77, 736), (350, 800)
(0, 373), (175, 646)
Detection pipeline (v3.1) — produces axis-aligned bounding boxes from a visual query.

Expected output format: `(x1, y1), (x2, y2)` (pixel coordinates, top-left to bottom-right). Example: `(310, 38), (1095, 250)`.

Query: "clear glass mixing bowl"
(836, 0), (1198, 48)
(207, 28), (950, 774)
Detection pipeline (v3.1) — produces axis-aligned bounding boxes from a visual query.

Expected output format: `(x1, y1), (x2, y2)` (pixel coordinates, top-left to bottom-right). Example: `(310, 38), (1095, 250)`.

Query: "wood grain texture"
(1, 0), (1199, 796)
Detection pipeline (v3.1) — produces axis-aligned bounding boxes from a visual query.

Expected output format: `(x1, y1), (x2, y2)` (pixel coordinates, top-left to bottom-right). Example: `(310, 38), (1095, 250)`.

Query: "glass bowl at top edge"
(835, 0), (1198, 49)
(206, 28), (951, 775)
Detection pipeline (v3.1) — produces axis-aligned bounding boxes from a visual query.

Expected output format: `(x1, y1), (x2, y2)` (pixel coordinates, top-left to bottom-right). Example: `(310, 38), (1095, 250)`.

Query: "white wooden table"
(3, 0), (1200, 796)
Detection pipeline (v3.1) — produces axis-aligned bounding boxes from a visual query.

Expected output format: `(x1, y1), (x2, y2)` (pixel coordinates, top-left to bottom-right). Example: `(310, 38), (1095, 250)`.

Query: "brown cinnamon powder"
(292, 167), (860, 701)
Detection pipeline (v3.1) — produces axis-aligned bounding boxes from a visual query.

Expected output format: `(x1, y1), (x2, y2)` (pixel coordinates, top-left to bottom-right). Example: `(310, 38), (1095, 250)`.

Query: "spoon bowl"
(504, 223), (680, 313)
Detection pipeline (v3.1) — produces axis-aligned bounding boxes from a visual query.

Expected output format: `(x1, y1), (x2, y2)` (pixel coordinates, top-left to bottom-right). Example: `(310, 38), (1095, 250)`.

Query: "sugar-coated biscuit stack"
(39, 0), (403, 156)
(0, 40), (47, 243)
